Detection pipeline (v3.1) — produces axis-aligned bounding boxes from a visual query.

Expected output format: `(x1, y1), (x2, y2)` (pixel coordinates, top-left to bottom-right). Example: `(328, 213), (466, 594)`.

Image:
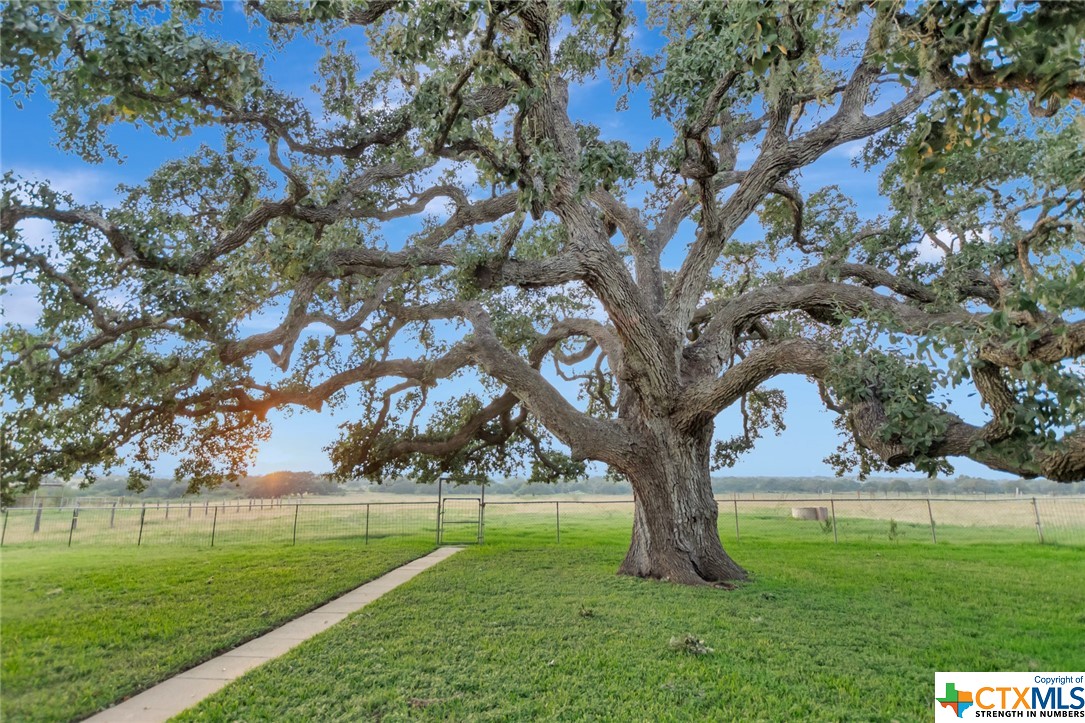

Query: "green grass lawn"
(0, 539), (433, 722)
(177, 529), (1084, 722)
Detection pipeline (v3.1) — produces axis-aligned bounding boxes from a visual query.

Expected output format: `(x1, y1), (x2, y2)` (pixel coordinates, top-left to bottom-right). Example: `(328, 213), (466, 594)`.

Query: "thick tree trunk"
(618, 421), (748, 586)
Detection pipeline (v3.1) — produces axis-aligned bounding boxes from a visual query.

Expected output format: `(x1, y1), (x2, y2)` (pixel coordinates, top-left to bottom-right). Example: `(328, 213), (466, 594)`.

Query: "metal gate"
(437, 497), (482, 545)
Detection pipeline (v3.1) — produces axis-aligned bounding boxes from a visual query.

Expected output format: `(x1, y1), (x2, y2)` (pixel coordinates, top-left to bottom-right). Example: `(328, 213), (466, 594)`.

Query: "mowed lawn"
(0, 539), (433, 722)
(178, 530), (1085, 722)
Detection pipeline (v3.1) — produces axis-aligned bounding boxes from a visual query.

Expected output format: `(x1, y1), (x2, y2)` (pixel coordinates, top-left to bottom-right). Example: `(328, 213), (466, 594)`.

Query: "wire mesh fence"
(0, 500), (437, 548)
(715, 496), (1085, 546)
(2, 495), (1082, 549)
(484, 499), (637, 545)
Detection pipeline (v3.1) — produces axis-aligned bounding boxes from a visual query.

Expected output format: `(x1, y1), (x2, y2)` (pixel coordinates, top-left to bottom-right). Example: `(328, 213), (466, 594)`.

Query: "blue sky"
(1, 4), (1007, 481)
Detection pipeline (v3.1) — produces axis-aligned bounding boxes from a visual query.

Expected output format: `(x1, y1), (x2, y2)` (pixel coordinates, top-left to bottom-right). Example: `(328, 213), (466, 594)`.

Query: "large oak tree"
(2, 1), (1083, 584)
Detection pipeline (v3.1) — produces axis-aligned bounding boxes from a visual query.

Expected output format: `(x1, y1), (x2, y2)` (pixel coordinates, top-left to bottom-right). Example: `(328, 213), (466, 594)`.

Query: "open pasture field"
(176, 531), (1085, 722)
(5, 495), (1082, 549)
(477, 496), (1085, 547)
(0, 499), (439, 548)
(0, 539), (433, 722)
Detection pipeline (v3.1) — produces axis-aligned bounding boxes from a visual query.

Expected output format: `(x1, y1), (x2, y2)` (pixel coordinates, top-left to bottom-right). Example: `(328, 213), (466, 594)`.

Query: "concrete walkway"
(84, 546), (465, 723)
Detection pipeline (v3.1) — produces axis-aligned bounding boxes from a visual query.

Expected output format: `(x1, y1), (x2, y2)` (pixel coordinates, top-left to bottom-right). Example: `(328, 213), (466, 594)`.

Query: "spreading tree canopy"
(2, 0), (1083, 584)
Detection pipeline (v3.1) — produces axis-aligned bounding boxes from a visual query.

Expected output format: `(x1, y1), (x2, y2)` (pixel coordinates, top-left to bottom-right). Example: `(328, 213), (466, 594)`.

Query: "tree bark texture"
(618, 420), (748, 586)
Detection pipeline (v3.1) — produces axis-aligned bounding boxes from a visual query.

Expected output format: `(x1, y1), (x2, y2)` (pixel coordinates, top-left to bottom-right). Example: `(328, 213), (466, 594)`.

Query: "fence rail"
(0, 500), (437, 548)
(2, 496), (1083, 549)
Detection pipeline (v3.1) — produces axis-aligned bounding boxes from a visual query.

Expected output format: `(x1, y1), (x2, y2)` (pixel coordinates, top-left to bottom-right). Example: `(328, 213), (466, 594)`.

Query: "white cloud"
(11, 217), (56, 254)
(1, 284), (43, 327)
(915, 227), (993, 264)
(423, 196), (456, 219)
(237, 310), (287, 333)
(9, 166), (119, 205)
(914, 231), (951, 263)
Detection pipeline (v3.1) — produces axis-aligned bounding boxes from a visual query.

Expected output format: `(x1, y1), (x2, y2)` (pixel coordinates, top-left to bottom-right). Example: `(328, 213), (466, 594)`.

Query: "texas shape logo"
(937, 682), (975, 718)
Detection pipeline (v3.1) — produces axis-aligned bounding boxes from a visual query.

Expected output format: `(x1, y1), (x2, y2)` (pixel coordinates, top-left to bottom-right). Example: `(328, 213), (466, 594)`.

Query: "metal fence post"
(292, 504), (300, 546)
(68, 507), (79, 547)
(926, 499), (937, 544)
(555, 501), (560, 544)
(137, 507), (146, 546)
(1032, 497), (1045, 544)
(110, 502), (117, 529)
(33, 502), (43, 534)
(436, 476), (444, 545)
(479, 483), (485, 545)
(211, 505), (218, 547)
(733, 498), (740, 542)
(364, 503), (370, 545)
(830, 499), (838, 544)
(188, 502), (192, 518)
(1, 508), (9, 547)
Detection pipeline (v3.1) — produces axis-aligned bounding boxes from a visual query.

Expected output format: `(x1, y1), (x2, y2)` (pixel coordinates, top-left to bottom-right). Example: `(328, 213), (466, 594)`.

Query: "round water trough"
(791, 506), (829, 521)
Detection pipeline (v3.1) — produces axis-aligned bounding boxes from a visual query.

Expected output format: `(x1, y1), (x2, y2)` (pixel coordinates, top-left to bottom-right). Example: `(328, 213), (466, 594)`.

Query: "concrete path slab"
(83, 546), (464, 723)
(176, 655), (267, 681)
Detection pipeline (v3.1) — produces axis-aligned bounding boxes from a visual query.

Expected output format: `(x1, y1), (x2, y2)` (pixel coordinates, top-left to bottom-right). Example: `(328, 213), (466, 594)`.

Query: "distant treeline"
(28, 471), (1082, 501)
(31, 471), (343, 501)
(367, 474), (1081, 497)
(709, 475), (1079, 496)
